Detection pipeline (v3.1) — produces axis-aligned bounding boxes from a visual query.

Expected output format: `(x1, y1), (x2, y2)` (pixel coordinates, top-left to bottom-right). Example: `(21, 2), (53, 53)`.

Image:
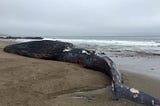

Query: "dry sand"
(0, 40), (159, 106)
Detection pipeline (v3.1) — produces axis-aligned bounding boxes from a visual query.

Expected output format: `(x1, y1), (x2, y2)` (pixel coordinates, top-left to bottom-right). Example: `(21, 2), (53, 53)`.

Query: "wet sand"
(0, 41), (159, 106)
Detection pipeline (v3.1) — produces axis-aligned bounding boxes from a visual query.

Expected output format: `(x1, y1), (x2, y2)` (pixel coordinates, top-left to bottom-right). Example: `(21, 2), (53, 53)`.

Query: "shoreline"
(110, 56), (160, 80)
(0, 40), (159, 106)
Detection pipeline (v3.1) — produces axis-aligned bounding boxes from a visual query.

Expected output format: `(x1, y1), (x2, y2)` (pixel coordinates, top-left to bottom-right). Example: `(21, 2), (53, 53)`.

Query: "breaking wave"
(43, 38), (160, 47)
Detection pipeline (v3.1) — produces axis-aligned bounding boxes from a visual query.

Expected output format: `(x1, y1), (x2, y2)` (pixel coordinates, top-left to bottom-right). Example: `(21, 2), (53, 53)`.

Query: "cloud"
(0, 0), (160, 36)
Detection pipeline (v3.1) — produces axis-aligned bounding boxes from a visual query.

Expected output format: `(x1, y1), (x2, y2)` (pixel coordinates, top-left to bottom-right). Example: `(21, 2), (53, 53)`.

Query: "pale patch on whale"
(63, 47), (72, 52)
(130, 88), (139, 94)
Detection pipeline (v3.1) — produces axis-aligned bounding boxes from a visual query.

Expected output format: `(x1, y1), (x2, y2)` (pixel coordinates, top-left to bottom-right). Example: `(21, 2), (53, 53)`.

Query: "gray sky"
(0, 0), (160, 36)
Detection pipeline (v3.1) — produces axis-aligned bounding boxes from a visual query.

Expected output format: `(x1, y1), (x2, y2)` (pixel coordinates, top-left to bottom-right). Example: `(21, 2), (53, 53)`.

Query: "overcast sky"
(0, 0), (160, 36)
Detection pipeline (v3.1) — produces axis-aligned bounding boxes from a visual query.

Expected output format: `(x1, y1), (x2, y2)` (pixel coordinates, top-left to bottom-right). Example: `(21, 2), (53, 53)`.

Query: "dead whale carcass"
(4, 40), (160, 106)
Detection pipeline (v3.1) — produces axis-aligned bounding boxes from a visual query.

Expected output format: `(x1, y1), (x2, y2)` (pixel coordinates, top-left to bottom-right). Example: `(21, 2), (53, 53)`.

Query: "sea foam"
(43, 38), (160, 47)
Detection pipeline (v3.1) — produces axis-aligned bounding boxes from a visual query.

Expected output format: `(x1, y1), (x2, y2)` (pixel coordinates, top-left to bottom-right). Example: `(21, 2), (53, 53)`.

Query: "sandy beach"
(0, 40), (160, 106)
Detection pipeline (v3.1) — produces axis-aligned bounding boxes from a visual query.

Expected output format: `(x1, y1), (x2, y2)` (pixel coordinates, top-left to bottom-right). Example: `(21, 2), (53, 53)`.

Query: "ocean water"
(42, 36), (160, 56)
